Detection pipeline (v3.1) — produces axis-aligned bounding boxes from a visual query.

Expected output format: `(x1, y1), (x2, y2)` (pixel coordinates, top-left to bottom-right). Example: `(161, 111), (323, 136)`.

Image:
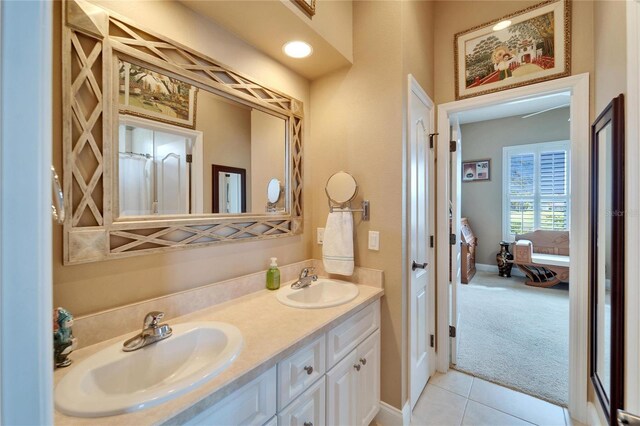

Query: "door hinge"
(450, 233), (456, 245)
(430, 235), (434, 248)
(449, 326), (456, 338)
(450, 141), (457, 152)
(186, 154), (193, 163)
(430, 334), (435, 348)
(428, 133), (438, 149)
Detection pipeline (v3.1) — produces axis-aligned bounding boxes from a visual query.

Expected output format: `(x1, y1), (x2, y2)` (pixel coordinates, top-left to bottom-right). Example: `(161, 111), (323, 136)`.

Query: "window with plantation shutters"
(503, 141), (570, 241)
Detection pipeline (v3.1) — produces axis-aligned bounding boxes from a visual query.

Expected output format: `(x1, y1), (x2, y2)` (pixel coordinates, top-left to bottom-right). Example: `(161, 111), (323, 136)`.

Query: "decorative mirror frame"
(62, 0), (303, 264)
(589, 94), (625, 425)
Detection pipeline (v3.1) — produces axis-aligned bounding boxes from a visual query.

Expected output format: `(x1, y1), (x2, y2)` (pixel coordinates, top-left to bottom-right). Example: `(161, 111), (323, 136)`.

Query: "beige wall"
(460, 108), (570, 265)
(53, 0), (312, 316)
(310, 0), (434, 410)
(433, 0), (595, 118)
(594, 0), (627, 113)
(251, 110), (286, 212)
(197, 94), (252, 213)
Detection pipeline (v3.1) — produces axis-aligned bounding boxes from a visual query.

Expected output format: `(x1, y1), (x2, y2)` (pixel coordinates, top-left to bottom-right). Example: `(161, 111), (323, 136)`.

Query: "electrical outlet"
(317, 228), (325, 244)
(368, 231), (380, 251)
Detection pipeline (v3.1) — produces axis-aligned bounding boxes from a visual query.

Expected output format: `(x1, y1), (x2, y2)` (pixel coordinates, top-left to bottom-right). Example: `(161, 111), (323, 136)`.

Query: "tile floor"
(410, 370), (584, 426)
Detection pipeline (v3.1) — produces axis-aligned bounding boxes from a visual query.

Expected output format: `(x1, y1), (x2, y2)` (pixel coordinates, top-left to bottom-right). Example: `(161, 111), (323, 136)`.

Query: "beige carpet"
(455, 271), (569, 406)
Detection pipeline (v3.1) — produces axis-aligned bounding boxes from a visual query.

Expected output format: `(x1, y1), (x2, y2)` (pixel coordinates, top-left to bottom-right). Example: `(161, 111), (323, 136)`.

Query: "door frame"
(436, 73), (590, 423)
(405, 74), (436, 412)
(0, 0), (54, 424)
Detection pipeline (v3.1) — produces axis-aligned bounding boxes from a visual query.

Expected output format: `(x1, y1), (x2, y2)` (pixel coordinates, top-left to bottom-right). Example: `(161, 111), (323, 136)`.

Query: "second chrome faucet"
(123, 311), (172, 352)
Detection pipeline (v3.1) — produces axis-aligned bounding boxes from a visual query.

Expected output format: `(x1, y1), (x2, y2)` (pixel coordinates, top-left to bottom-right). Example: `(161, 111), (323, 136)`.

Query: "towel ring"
(325, 171), (369, 221)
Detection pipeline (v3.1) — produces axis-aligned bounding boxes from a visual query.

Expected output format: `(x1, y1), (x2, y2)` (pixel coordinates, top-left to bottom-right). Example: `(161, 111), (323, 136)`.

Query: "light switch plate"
(317, 228), (325, 244)
(368, 231), (380, 251)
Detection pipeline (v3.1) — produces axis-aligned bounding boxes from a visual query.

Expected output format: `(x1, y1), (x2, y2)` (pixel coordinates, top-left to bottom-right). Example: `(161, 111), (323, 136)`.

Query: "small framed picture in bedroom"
(462, 159), (491, 182)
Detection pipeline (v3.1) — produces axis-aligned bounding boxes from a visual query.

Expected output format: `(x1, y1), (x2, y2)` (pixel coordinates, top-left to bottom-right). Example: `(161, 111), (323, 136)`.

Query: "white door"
(450, 120), (462, 365)
(408, 75), (434, 409)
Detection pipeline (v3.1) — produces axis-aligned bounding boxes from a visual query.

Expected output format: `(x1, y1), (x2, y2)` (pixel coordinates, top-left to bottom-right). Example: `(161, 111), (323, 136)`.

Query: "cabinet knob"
(354, 364), (361, 371)
(360, 357), (367, 365)
(304, 365), (313, 375)
(304, 422), (313, 426)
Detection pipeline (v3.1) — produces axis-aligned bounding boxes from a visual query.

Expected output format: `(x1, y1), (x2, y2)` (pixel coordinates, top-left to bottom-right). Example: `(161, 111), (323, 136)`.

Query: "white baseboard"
(375, 402), (402, 426)
(475, 263), (525, 277)
(375, 400), (411, 426)
(587, 402), (606, 426)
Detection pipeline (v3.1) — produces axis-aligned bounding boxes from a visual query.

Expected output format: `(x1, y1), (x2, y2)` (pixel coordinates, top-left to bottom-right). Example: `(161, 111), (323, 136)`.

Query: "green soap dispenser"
(266, 257), (281, 290)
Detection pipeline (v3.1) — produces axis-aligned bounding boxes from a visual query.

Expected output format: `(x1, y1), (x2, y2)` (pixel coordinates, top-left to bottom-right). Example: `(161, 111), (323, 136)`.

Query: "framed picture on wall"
(454, 0), (571, 100)
(292, 0), (316, 18)
(463, 159), (491, 182)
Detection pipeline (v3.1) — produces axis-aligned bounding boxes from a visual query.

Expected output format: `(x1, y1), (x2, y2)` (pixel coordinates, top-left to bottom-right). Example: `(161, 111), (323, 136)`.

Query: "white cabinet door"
(357, 330), (380, 426)
(278, 376), (325, 426)
(326, 349), (358, 426)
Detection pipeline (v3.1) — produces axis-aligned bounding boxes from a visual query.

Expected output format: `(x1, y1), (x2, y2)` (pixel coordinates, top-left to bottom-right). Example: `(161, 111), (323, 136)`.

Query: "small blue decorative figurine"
(54, 307), (78, 368)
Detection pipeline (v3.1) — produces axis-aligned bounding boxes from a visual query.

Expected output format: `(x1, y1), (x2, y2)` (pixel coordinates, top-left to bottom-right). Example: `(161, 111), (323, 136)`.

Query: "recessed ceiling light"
(282, 41), (313, 58)
(492, 20), (512, 31)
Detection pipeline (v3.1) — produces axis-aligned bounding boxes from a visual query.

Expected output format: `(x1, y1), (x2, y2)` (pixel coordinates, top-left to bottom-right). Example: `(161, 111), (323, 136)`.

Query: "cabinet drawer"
(184, 367), (276, 426)
(278, 335), (325, 410)
(278, 376), (325, 426)
(326, 300), (380, 367)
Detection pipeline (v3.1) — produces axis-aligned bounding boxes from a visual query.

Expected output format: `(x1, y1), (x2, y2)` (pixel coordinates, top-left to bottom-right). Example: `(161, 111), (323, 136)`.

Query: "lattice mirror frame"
(62, 0), (303, 264)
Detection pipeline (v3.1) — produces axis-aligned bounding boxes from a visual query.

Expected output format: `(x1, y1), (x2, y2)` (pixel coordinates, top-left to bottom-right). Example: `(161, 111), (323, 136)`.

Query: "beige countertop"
(54, 281), (384, 425)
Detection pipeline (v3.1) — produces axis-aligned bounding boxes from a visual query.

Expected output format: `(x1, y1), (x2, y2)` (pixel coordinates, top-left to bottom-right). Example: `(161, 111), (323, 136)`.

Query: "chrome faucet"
(122, 311), (173, 352)
(291, 267), (318, 289)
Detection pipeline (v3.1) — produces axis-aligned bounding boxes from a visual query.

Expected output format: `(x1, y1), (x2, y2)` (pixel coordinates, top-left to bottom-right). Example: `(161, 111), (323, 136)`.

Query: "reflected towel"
(322, 212), (354, 276)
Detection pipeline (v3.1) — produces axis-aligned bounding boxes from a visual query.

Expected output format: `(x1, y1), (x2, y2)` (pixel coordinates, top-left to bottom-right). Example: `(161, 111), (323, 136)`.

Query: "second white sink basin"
(276, 278), (359, 309)
(55, 321), (243, 417)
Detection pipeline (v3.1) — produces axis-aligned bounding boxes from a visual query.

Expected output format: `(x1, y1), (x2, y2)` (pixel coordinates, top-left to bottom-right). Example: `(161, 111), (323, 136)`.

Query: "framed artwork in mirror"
(454, 0), (571, 100)
(589, 94), (625, 425)
(118, 60), (198, 129)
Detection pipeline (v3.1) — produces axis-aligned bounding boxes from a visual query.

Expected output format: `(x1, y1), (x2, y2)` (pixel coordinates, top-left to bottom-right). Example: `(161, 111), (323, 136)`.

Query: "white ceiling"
(456, 92), (571, 124)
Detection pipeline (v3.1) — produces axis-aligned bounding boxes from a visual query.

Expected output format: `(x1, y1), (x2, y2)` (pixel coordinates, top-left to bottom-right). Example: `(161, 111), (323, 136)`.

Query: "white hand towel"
(322, 211), (354, 276)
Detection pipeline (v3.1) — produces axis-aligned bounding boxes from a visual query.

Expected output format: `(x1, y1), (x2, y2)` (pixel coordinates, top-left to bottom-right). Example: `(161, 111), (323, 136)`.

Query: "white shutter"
(503, 141), (570, 241)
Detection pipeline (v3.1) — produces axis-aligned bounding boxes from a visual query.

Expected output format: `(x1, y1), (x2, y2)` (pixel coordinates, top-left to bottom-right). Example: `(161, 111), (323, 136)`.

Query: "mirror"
(212, 165), (246, 214)
(117, 59), (287, 217)
(590, 94), (624, 425)
(267, 178), (282, 204)
(325, 171), (358, 205)
(62, 3), (304, 263)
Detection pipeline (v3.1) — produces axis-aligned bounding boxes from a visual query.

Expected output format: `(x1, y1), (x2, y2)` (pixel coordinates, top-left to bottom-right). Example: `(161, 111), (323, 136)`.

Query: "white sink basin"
(276, 278), (359, 309)
(55, 321), (243, 417)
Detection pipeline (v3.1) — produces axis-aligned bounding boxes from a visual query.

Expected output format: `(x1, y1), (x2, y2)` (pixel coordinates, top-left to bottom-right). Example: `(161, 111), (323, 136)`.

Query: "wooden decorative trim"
(62, 0), (304, 264)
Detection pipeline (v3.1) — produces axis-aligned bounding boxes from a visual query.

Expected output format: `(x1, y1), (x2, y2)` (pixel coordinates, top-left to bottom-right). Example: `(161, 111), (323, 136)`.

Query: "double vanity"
(54, 265), (383, 425)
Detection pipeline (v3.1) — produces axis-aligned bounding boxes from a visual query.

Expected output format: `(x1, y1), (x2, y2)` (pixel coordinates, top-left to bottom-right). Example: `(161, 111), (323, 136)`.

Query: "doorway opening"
(452, 93), (571, 406)
(436, 74), (590, 423)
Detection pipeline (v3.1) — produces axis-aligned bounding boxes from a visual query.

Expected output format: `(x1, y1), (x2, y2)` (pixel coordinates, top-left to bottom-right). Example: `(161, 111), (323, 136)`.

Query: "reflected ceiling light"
(283, 41), (313, 58)
(492, 20), (512, 31)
